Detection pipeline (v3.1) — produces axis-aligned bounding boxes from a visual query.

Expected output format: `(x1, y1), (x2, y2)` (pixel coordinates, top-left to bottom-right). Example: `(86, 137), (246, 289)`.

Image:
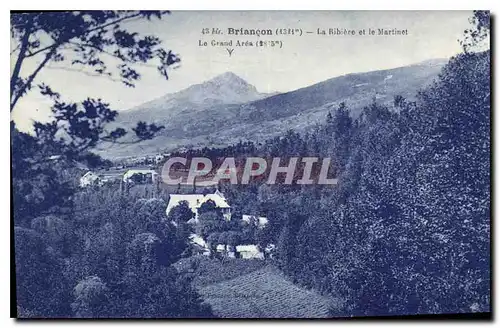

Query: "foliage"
(14, 227), (71, 317)
(11, 11), (180, 111)
(15, 185), (213, 318)
(71, 276), (109, 318)
(460, 10), (490, 53)
(213, 23), (490, 315)
(167, 200), (195, 224)
(10, 11), (215, 318)
(243, 51), (490, 315)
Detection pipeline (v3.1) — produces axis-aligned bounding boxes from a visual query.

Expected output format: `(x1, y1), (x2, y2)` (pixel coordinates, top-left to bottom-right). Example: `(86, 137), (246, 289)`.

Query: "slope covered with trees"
(213, 12), (490, 315)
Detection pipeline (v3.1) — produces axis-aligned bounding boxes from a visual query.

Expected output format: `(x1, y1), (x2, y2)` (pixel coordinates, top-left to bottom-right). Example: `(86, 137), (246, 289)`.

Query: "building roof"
(189, 234), (207, 248)
(242, 215), (269, 227)
(123, 169), (158, 181)
(80, 171), (101, 187)
(199, 193), (230, 208)
(216, 244), (227, 252)
(236, 244), (261, 253)
(80, 171), (100, 181)
(166, 192), (230, 215)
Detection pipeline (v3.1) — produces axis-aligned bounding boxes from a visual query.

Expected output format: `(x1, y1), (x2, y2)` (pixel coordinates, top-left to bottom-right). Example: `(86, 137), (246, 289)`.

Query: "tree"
(460, 10), (490, 53)
(198, 199), (221, 216)
(206, 232), (222, 256)
(11, 127), (77, 225)
(118, 233), (212, 318)
(288, 12), (490, 315)
(134, 198), (167, 233)
(10, 12), (194, 317)
(167, 200), (195, 224)
(65, 187), (212, 318)
(11, 11), (179, 111)
(31, 215), (72, 256)
(11, 11), (181, 224)
(14, 227), (71, 317)
(71, 276), (108, 318)
(196, 211), (226, 239)
(225, 231), (243, 252)
(275, 224), (295, 273)
(14, 149), (214, 318)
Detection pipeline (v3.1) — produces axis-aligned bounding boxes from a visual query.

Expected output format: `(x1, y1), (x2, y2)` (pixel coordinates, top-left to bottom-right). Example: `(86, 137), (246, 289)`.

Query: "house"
(187, 232), (273, 260)
(123, 169), (158, 184)
(169, 192), (272, 261)
(242, 215), (268, 229)
(210, 243), (264, 259)
(79, 171), (101, 187)
(166, 190), (231, 221)
(189, 233), (207, 248)
(236, 245), (265, 259)
(189, 234), (211, 255)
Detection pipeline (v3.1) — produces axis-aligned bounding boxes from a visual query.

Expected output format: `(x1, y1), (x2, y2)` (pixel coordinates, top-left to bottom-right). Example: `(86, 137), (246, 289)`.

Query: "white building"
(79, 171), (101, 187)
(166, 190), (232, 221)
(242, 215), (269, 229)
(236, 245), (265, 259)
(123, 169), (158, 184)
(168, 191), (273, 260)
(209, 243), (265, 259)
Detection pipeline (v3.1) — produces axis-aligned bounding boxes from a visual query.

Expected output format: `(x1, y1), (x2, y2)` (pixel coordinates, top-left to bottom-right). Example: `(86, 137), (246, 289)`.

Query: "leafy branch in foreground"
(11, 11), (179, 160)
(460, 10), (490, 53)
(11, 11), (180, 111)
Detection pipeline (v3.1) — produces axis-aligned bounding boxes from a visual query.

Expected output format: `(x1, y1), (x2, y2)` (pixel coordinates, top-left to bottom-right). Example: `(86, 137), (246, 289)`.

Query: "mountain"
(98, 59), (448, 159)
(118, 72), (272, 125)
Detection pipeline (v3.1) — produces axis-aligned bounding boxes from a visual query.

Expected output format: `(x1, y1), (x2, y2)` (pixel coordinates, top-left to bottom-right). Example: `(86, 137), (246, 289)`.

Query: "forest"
(11, 11), (490, 317)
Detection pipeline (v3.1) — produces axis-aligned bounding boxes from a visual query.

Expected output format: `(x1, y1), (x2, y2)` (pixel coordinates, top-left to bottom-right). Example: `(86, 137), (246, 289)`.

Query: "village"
(166, 190), (272, 259)
(78, 152), (272, 260)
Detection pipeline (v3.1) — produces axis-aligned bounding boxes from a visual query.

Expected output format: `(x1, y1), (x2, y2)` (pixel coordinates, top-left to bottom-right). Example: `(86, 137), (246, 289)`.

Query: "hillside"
(199, 266), (340, 318)
(174, 256), (341, 318)
(98, 59), (447, 159)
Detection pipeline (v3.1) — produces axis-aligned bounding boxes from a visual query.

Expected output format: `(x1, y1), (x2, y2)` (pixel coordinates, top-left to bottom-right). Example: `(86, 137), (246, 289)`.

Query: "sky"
(11, 10), (472, 132)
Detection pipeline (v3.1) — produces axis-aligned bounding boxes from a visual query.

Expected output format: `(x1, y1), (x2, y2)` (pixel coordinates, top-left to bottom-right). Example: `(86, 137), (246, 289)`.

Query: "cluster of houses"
(79, 151), (171, 188)
(79, 168), (159, 188)
(80, 166), (271, 260)
(166, 190), (271, 260)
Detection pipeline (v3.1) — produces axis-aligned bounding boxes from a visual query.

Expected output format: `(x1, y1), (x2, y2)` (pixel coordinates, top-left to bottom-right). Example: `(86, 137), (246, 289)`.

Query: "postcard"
(10, 10), (491, 319)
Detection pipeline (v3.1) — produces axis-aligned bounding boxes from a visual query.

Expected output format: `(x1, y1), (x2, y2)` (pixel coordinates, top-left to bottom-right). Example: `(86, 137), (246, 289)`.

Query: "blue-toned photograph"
(10, 10), (490, 319)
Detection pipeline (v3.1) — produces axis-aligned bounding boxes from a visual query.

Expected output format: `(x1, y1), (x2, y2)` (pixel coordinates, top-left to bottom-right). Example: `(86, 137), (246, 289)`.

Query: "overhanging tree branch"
(11, 11), (172, 112)
(10, 15), (33, 104)
(23, 12), (144, 59)
(45, 64), (122, 83)
(11, 45), (59, 111)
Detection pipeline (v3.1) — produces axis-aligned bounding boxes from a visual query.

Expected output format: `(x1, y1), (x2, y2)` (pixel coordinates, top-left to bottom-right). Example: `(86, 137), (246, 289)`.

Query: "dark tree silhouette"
(11, 11), (179, 157)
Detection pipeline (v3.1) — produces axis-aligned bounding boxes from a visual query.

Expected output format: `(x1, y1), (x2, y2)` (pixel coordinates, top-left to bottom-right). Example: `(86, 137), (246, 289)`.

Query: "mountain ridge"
(99, 58), (449, 159)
